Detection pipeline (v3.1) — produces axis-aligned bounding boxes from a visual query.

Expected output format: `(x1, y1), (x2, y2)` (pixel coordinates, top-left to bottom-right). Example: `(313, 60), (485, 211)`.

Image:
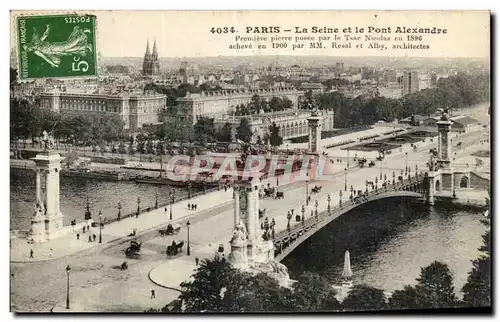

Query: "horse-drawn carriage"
(125, 240), (142, 256)
(368, 161), (376, 167)
(358, 157), (367, 167)
(263, 187), (275, 198)
(120, 261), (128, 270)
(311, 185), (322, 194)
(275, 191), (284, 199)
(166, 240), (184, 256)
(159, 224), (181, 237)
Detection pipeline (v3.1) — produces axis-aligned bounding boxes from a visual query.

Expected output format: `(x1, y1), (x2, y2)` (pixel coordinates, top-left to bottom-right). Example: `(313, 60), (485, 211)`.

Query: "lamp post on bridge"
(301, 205), (305, 224)
(155, 193), (158, 209)
(327, 194), (331, 214)
(315, 199), (318, 217)
(287, 211), (292, 231)
(339, 190), (343, 208)
(392, 171), (396, 186)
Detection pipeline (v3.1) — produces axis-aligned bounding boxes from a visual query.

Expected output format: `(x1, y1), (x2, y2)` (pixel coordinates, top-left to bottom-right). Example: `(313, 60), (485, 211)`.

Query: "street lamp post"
(327, 194), (331, 213)
(186, 221), (191, 256)
(66, 265), (71, 309)
(136, 197), (141, 218)
(287, 211), (292, 231)
(339, 190), (343, 207)
(379, 158), (383, 180)
(305, 180), (309, 206)
(98, 210), (102, 243)
(84, 197), (92, 221)
(301, 205), (305, 223)
(169, 191), (173, 221)
(155, 193), (158, 209)
(405, 152), (408, 174)
(315, 199), (318, 216)
(117, 202), (122, 221)
(344, 168), (347, 191)
(392, 171), (396, 186)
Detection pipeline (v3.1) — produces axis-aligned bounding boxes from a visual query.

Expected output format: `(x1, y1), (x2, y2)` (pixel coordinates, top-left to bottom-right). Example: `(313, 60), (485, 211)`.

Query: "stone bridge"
(272, 176), (427, 261)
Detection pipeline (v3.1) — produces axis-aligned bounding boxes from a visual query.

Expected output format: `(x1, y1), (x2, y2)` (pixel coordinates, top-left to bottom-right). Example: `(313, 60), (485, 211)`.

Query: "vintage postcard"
(10, 10), (491, 313)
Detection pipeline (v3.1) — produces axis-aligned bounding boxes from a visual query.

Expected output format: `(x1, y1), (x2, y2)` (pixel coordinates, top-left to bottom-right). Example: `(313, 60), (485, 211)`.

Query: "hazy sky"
(11, 10), (490, 58)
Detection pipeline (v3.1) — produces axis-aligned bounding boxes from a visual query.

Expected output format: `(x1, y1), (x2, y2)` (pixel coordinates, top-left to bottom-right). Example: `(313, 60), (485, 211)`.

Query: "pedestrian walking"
(77, 233), (80, 240)
(187, 203), (191, 210)
(83, 226), (86, 234)
(30, 249), (34, 259)
(88, 235), (92, 243)
(194, 204), (197, 210)
(165, 207), (167, 212)
(49, 248), (53, 258)
(87, 225), (90, 231)
(195, 257), (199, 266)
(151, 290), (155, 299)
(93, 234), (96, 242)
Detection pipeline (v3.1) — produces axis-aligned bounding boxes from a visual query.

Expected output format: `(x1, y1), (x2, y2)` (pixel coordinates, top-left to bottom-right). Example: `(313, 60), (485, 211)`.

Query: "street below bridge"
(10, 127), (488, 312)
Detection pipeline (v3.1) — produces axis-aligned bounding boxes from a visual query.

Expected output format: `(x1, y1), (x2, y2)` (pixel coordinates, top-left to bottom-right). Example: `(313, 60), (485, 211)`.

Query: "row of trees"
(10, 98), (126, 148)
(300, 72), (490, 128)
(148, 217), (490, 312)
(234, 95), (294, 116)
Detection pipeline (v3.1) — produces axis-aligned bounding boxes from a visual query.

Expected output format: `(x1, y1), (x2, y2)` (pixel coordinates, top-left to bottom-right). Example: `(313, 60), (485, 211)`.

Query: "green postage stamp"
(15, 14), (98, 81)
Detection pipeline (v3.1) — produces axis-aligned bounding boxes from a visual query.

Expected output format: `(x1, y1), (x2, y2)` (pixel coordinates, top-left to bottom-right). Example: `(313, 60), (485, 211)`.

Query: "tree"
(462, 218), (491, 307)
(341, 284), (387, 311)
(388, 285), (423, 310)
(136, 135), (146, 154)
(146, 140), (155, 155)
(217, 122), (233, 142)
(414, 261), (459, 308)
(179, 256), (241, 312)
(290, 272), (340, 312)
(268, 122), (283, 147)
(236, 118), (252, 143)
(156, 141), (165, 156)
(118, 141), (126, 154)
(194, 117), (216, 145)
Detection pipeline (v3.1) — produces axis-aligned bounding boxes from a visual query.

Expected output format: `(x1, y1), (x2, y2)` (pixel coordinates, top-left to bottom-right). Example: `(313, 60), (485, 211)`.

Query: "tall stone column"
(32, 151), (64, 241)
(307, 112), (322, 154)
(437, 115), (452, 170)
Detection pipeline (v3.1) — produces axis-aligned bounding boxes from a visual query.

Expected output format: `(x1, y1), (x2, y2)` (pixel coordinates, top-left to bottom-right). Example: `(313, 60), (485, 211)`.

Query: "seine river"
(10, 169), (485, 294)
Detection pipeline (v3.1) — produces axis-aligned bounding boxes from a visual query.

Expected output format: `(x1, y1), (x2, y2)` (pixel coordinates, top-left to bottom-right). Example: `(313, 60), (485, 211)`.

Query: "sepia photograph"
(9, 9), (491, 313)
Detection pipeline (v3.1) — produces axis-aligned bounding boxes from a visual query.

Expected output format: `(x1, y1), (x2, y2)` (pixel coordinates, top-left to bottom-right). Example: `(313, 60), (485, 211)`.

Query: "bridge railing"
(272, 173), (426, 254)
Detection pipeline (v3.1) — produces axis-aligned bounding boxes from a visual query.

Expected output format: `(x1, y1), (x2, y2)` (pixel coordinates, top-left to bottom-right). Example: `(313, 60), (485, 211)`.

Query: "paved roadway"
(10, 125), (489, 312)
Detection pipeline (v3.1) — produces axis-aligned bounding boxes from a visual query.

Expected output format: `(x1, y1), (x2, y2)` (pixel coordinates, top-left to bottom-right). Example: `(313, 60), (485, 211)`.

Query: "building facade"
(142, 40), (160, 76)
(176, 87), (304, 124)
(214, 109), (334, 143)
(40, 90), (166, 132)
(401, 70), (420, 96)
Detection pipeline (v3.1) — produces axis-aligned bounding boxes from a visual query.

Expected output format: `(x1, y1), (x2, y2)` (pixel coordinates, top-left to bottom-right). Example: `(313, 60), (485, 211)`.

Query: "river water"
(282, 198), (486, 295)
(10, 168), (485, 294)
